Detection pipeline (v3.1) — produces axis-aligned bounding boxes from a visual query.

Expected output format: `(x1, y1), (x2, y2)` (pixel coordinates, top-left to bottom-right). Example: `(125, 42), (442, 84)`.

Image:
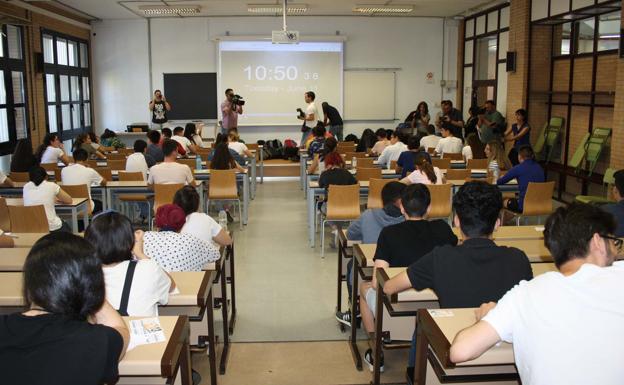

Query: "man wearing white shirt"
(434, 126), (463, 156)
(126, 140), (150, 181)
(61, 148), (104, 213)
(171, 126), (197, 154)
(148, 139), (194, 186)
(298, 91), (319, 147)
(450, 203), (624, 385)
(377, 131), (408, 169)
(420, 124), (441, 152)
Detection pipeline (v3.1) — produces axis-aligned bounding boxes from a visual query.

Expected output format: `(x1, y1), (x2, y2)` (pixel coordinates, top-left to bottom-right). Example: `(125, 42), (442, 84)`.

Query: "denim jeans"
(301, 130), (311, 147)
(330, 125), (344, 141)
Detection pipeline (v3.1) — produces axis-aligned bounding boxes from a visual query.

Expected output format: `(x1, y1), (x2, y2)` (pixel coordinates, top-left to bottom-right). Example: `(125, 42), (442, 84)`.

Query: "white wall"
(92, 16), (459, 144)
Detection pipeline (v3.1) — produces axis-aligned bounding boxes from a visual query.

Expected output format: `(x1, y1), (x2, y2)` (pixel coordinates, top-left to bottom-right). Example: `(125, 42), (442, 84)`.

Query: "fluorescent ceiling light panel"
(353, 4), (414, 14)
(247, 3), (308, 14)
(139, 5), (201, 16)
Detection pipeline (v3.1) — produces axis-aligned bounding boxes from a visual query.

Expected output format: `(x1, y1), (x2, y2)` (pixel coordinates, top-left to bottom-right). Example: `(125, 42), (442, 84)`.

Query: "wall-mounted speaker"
(34, 52), (44, 73)
(506, 51), (516, 72)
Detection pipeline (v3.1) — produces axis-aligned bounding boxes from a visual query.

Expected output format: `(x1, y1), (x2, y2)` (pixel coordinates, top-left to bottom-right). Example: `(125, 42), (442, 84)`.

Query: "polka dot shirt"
(143, 231), (221, 272)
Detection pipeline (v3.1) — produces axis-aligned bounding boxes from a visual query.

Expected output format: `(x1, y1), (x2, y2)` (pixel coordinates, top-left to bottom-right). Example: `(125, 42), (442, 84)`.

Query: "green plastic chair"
(569, 132), (590, 170)
(534, 117), (564, 161)
(585, 127), (611, 175)
(575, 167), (617, 205)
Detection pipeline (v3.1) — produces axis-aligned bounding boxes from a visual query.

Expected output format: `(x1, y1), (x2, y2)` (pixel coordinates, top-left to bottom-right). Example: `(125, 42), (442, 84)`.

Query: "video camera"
(297, 108), (305, 118)
(231, 94), (245, 106)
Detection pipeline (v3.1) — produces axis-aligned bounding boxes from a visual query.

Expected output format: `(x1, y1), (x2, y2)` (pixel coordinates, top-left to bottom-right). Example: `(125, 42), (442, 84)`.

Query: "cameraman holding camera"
(221, 88), (244, 135)
(149, 90), (171, 130)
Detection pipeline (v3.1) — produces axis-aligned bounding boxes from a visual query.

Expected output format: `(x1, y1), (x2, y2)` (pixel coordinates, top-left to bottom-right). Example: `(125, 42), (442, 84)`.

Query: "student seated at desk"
(307, 123), (328, 158)
(10, 138), (37, 173)
(434, 126), (463, 157)
(0, 169), (14, 187)
(497, 145), (545, 213)
(86, 211), (175, 316)
(172, 126), (198, 155)
(377, 130), (408, 169)
(602, 169), (624, 237)
(126, 139), (152, 178)
(485, 140), (511, 180)
(184, 123), (206, 150)
(383, 181), (533, 368)
(174, 186), (233, 247)
(360, 184), (458, 371)
(0, 232), (129, 385)
(462, 133), (485, 161)
(35, 132), (71, 165)
(72, 133), (106, 160)
(146, 130), (164, 163)
(61, 148), (105, 214)
(144, 204), (220, 271)
(451, 203), (624, 385)
(419, 124), (441, 152)
(228, 130), (253, 158)
(307, 137), (337, 174)
(370, 128), (391, 156)
(396, 135), (431, 178)
(356, 128), (376, 154)
(208, 134), (247, 168)
(401, 154), (443, 185)
(336, 181), (406, 326)
(147, 139), (195, 185)
(24, 166), (73, 232)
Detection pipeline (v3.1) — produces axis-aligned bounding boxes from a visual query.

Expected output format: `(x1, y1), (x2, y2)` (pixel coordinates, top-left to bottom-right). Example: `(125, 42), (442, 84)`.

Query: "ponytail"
(414, 154), (437, 184)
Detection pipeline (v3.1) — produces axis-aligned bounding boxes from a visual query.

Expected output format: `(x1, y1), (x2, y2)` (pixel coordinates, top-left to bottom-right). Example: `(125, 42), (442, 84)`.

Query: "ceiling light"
(247, 3), (308, 14)
(353, 4), (414, 14)
(139, 5), (200, 16)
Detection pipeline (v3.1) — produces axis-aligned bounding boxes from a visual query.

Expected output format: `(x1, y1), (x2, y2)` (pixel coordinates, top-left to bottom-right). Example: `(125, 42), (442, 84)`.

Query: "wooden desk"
(0, 248), (28, 271)
(349, 243), (377, 370)
(336, 228), (361, 328)
(495, 239), (552, 262)
(452, 226), (545, 240)
(3, 232), (49, 248)
(5, 197), (89, 233)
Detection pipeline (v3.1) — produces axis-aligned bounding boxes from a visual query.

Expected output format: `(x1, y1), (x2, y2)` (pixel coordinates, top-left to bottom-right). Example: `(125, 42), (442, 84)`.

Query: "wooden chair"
(154, 183), (184, 213)
(321, 184), (361, 256)
(367, 178), (393, 209)
(389, 160), (398, 170)
(356, 167), (382, 182)
(40, 163), (59, 172)
(344, 152), (368, 160)
(337, 142), (356, 153)
(54, 169), (62, 182)
(427, 147), (435, 155)
(8, 172), (29, 182)
(106, 152), (126, 161)
(118, 171), (152, 224)
(355, 158), (374, 168)
(107, 159), (126, 171)
(246, 143), (259, 151)
(466, 158), (489, 169)
(85, 160), (99, 168)
(95, 167), (113, 181)
(445, 169), (471, 181)
(207, 170), (242, 230)
(8, 205), (49, 233)
(61, 184), (92, 216)
(425, 184), (452, 220)
(0, 197), (10, 231)
(0, 235), (14, 248)
(442, 152), (463, 161)
(505, 181), (555, 225)
(177, 158), (197, 170)
(432, 158), (451, 169)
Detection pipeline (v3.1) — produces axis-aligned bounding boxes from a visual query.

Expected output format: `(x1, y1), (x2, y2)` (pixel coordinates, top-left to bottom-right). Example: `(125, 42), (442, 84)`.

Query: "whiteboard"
(344, 70), (395, 120)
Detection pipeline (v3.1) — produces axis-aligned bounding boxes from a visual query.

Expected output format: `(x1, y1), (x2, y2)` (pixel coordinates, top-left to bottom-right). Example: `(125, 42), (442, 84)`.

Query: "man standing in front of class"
(298, 91), (319, 147)
(149, 90), (171, 130)
(221, 88), (243, 135)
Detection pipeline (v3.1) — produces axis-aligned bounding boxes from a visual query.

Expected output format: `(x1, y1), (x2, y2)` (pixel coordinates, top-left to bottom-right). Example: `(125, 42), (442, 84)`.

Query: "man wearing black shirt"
(383, 180), (533, 367)
(322, 102), (344, 141)
(361, 184), (458, 372)
(436, 100), (464, 139)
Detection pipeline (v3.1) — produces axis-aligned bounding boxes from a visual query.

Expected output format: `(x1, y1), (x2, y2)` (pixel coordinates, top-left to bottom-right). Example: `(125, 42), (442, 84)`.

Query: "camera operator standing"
(221, 88), (244, 135)
(149, 90), (171, 130)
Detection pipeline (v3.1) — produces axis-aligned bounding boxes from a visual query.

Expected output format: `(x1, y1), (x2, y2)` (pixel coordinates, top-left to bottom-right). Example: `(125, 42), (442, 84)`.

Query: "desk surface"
(0, 248), (29, 271)
(4, 232), (49, 248)
(167, 271), (213, 307)
(353, 243), (376, 267)
(453, 226), (545, 240)
(5, 197), (88, 207)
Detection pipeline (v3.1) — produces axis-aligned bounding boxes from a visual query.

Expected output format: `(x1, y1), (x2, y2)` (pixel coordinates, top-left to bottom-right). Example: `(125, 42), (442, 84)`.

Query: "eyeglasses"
(600, 234), (623, 252)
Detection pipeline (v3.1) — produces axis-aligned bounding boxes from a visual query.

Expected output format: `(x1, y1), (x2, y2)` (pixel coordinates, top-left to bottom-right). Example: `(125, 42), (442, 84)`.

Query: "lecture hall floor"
(192, 179), (408, 385)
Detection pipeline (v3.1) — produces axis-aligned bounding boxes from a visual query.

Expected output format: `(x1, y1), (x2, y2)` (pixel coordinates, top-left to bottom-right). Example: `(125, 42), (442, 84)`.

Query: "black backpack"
(265, 139), (284, 160)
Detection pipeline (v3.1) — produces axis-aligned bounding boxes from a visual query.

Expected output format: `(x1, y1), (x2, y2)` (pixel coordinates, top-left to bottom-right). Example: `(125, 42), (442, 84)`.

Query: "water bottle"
(352, 156), (357, 169)
(195, 155), (202, 170)
(218, 210), (228, 230)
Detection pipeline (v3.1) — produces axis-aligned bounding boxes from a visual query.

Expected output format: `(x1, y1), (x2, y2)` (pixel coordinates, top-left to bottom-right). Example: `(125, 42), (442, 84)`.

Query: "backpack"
(265, 139), (284, 160)
(284, 139), (297, 148)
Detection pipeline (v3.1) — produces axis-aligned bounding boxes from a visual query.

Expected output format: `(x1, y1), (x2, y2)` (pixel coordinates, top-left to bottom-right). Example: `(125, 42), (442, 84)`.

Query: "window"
(42, 30), (92, 140)
(0, 24), (28, 154)
(475, 36), (498, 80)
(553, 22), (572, 56)
(576, 17), (595, 54)
(598, 11), (620, 51)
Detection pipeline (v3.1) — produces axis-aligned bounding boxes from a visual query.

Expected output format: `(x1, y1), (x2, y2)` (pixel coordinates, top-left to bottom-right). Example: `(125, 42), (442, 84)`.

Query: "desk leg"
(349, 257), (362, 370)
(372, 279), (384, 385)
(243, 176), (249, 225)
(336, 238), (344, 328)
(71, 208), (78, 233)
(180, 334), (193, 385)
(206, 290), (218, 385)
(414, 314), (428, 385)
(82, 206), (88, 230)
(219, 265), (231, 374)
(300, 158), (304, 190)
(259, 148), (264, 184)
(303, 174), (308, 200)
(227, 243), (236, 335)
(250, 156), (256, 199)
(307, 188), (315, 248)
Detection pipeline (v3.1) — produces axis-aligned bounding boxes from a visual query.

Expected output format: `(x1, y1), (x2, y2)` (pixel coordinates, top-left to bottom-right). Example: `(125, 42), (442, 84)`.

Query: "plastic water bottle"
(352, 156), (357, 169)
(195, 155), (202, 170)
(218, 210), (228, 230)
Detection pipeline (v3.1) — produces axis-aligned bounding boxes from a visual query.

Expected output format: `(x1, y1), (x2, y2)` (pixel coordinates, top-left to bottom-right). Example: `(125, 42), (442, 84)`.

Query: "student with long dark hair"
(35, 133), (71, 165)
(210, 142), (245, 172)
(401, 153), (443, 185)
(356, 128), (376, 153)
(0, 232), (129, 384)
(10, 138), (37, 172)
(24, 166), (72, 232)
(73, 133), (106, 159)
(412, 101), (430, 133)
(504, 108), (531, 166)
(463, 133), (486, 160)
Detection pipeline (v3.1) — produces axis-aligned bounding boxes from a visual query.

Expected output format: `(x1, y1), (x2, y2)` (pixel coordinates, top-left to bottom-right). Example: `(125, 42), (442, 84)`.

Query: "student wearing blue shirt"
(602, 170), (624, 237)
(396, 135), (431, 178)
(497, 145), (544, 213)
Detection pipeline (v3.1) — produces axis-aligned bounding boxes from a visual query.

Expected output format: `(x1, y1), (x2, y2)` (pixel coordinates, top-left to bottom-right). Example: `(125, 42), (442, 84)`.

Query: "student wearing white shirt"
(450, 203), (624, 385)
(434, 126), (464, 156)
(61, 148), (105, 214)
(420, 124), (441, 152)
(297, 91), (319, 147)
(125, 140), (150, 181)
(147, 139), (195, 186)
(228, 131), (253, 158)
(85, 211), (175, 317)
(377, 130), (408, 168)
(35, 132), (71, 165)
(0, 170), (14, 187)
(401, 154), (443, 185)
(173, 186), (233, 247)
(23, 166), (72, 232)
(462, 133), (486, 161)
(172, 126), (197, 154)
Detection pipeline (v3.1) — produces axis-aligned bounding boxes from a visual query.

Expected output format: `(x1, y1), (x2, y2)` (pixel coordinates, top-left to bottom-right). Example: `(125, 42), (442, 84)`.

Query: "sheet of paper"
(534, 226), (545, 232)
(127, 317), (166, 351)
(428, 309), (454, 318)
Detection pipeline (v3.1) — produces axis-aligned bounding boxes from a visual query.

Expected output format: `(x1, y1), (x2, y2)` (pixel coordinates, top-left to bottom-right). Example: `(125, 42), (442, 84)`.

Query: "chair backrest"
(54, 169), (62, 181)
(522, 181), (555, 216)
(208, 170), (238, 199)
(8, 205), (49, 233)
(425, 184), (452, 219)
(326, 184), (361, 220)
(85, 160), (99, 168)
(427, 147), (435, 155)
(154, 183), (184, 211)
(95, 167), (113, 181)
(177, 158), (197, 170)
(442, 152), (463, 160)
(344, 151), (368, 159)
(118, 171), (144, 181)
(466, 158), (489, 169)
(356, 158), (374, 168)
(367, 178), (393, 209)
(356, 167), (382, 182)
(40, 162), (59, 172)
(604, 168), (617, 185)
(0, 197), (10, 231)
(432, 158), (451, 169)
(61, 184), (89, 199)
(389, 160), (398, 170)
(0, 235), (14, 248)
(337, 142), (356, 152)
(107, 159), (126, 171)
(106, 152), (126, 161)
(445, 169), (471, 180)
(246, 143), (259, 151)
(8, 172), (29, 182)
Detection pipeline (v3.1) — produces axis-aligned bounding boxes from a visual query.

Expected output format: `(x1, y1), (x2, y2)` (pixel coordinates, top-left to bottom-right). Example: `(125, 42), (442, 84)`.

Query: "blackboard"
(163, 73), (217, 120)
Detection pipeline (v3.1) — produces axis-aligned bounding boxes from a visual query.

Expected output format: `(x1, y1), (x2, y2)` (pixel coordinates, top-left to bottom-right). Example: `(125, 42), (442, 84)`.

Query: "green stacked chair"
(584, 127), (611, 175)
(575, 168), (617, 205)
(534, 117), (564, 162)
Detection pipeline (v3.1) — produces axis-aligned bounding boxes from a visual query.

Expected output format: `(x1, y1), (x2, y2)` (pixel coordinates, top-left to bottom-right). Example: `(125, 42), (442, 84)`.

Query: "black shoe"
(335, 311), (352, 327)
(192, 369), (202, 385)
(226, 211), (234, 223)
(364, 348), (384, 373)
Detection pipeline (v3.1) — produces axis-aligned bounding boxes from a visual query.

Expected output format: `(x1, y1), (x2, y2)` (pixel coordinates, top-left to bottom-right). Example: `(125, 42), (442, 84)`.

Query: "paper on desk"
(428, 309), (454, 318)
(127, 317), (166, 351)
(534, 226), (545, 232)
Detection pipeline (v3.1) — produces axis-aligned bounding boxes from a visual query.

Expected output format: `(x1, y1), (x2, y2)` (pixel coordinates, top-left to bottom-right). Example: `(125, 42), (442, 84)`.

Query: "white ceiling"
(47, 0), (498, 20)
